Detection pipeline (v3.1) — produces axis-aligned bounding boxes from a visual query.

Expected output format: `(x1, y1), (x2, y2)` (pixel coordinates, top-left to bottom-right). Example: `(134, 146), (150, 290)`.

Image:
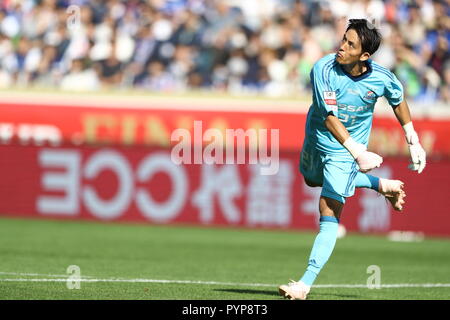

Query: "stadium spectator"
(0, 0), (448, 103)
(60, 57), (100, 91)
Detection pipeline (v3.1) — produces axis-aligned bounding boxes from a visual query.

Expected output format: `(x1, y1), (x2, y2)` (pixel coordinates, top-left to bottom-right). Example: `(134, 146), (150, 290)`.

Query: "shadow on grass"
(213, 288), (279, 298)
(310, 292), (361, 299)
(214, 288), (362, 300)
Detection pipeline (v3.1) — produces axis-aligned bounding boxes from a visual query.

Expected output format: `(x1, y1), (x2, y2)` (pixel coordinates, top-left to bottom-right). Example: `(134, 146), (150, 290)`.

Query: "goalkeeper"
(279, 19), (426, 300)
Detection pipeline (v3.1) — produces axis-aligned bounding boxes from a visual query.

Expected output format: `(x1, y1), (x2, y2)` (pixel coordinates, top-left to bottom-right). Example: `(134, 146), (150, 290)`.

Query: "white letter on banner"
(136, 153), (187, 222)
(83, 149), (133, 219)
(192, 164), (242, 224)
(37, 149), (80, 215)
(0, 123), (14, 144)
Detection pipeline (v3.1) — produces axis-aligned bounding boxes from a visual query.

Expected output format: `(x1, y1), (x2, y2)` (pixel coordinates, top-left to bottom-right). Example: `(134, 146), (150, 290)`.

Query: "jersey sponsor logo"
(364, 90), (377, 101)
(338, 103), (372, 113)
(323, 91), (337, 105)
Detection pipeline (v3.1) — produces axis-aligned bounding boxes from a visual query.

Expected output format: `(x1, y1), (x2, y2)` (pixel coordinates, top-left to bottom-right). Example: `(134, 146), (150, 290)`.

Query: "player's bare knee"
(319, 196), (343, 219)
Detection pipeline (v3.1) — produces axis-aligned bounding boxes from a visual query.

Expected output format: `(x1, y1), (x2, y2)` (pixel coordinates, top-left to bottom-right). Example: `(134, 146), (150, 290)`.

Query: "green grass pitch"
(0, 217), (449, 300)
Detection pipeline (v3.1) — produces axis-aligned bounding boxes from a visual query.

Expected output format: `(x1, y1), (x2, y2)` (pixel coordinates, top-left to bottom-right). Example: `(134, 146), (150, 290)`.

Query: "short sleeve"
(311, 61), (338, 120)
(384, 72), (404, 106)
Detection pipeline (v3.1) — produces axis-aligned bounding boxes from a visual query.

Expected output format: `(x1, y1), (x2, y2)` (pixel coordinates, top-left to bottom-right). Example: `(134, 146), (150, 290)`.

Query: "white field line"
(0, 272), (450, 288)
(0, 272), (94, 278)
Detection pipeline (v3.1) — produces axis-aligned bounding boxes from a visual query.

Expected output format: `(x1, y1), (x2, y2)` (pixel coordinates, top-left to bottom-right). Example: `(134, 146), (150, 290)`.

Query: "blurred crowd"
(0, 0), (449, 103)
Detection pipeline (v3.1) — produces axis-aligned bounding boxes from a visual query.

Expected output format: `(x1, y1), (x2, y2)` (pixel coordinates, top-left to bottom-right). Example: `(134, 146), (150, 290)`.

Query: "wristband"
(402, 122), (419, 145)
(402, 122), (415, 136)
(343, 137), (366, 159)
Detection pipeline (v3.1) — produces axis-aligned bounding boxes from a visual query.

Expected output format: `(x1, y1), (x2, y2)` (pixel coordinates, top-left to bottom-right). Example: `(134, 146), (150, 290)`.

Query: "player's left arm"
(392, 99), (426, 174)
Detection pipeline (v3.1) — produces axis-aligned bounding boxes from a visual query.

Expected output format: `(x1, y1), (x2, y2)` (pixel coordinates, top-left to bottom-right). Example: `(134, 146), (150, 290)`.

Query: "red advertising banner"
(0, 144), (448, 237)
(1, 101), (450, 158)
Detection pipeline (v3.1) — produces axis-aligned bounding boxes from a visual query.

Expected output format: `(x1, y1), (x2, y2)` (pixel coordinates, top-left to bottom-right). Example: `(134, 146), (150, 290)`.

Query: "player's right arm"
(324, 114), (382, 172)
(383, 70), (426, 174)
(310, 58), (382, 172)
(392, 100), (426, 174)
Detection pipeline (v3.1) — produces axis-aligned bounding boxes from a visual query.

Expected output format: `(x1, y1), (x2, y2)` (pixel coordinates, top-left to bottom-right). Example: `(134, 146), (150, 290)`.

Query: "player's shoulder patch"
(323, 91), (337, 105)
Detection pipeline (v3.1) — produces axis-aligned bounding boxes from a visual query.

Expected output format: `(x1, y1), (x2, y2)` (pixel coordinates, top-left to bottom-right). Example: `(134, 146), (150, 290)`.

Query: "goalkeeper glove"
(343, 137), (383, 173)
(403, 122), (426, 174)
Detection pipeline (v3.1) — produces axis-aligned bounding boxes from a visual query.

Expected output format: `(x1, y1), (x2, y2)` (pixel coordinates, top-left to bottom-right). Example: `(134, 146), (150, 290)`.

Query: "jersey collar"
(338, 59), (373, 81)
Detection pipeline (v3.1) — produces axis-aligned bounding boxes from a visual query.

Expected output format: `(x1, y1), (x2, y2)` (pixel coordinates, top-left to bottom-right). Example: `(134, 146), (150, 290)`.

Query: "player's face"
(336, 29), (369, 65)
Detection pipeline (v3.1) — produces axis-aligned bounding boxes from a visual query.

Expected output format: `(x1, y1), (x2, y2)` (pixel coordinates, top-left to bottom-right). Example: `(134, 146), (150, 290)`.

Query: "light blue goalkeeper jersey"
(304, 53), (404, 158)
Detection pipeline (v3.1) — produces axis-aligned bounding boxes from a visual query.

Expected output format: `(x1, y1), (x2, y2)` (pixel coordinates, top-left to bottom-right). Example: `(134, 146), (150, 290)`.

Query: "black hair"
(346, 19), (382, 55)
